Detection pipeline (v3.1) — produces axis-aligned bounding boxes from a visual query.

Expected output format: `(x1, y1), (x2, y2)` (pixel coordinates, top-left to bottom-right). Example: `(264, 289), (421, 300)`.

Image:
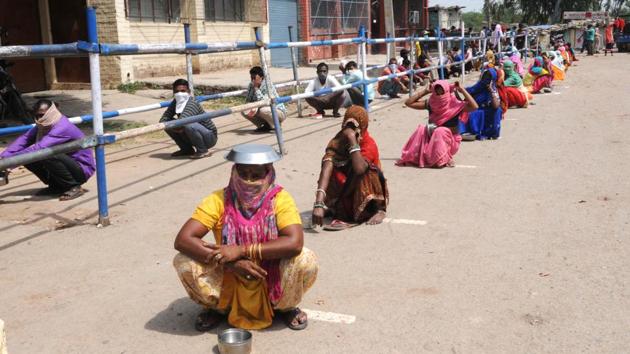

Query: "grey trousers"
(166, 123), (218, 153)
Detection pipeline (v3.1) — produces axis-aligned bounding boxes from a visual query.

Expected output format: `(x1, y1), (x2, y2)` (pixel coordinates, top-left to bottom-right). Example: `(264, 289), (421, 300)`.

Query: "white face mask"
(174, 92), (189, 114)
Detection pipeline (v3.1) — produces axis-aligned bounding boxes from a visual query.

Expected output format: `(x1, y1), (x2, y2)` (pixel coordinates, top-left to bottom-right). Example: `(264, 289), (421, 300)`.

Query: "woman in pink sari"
(396, 81), (478, 168)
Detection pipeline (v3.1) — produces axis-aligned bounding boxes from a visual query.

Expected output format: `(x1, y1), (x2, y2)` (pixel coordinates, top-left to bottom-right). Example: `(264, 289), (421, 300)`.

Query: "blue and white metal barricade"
(0, 10), (544, 225)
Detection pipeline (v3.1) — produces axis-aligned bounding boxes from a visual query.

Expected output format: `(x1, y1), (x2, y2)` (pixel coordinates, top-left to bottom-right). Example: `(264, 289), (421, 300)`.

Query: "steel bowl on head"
(224, 144), (281, 165)
(217, 328), (252, 354)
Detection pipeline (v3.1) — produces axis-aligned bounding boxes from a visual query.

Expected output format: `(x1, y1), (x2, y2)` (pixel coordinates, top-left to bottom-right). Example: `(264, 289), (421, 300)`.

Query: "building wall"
(91, 0), (127, 86)
(88, 0), (269, 86)
(298, 0), (365, 63)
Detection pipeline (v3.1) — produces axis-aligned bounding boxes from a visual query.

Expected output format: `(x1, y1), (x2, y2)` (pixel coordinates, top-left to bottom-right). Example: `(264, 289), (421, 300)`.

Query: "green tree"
(485, 0), (628, 24)
(462, 11), (485, 31)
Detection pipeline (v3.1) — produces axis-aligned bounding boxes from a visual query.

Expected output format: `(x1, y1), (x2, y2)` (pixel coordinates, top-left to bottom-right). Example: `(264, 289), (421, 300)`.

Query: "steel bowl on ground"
(217, 328), (252, 354)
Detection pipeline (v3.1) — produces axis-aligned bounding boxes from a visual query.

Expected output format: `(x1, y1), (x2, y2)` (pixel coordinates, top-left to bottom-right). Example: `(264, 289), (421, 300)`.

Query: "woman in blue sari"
(459, 68), (502, 140)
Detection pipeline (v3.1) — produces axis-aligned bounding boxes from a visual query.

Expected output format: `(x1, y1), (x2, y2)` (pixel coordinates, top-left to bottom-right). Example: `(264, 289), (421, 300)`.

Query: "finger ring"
(214, 254), (223, 261)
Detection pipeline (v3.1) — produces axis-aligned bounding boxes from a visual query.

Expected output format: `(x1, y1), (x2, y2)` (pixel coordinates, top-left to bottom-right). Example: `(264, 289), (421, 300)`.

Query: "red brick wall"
(299, 0), (364, 63)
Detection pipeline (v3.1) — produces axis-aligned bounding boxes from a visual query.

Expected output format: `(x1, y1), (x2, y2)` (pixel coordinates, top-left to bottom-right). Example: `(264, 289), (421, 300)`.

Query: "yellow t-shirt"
(191, 189), (302, 244)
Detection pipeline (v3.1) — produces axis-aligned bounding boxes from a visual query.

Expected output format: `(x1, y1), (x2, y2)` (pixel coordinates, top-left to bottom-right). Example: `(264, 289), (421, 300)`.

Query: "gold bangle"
(257, 243), (263, 261)
(247, 244), (254, 260)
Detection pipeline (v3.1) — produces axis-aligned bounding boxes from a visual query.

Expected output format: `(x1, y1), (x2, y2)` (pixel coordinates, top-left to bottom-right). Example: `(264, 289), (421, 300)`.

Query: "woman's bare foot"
(366, 210), (386, 225)
(446, 159), (456, 168)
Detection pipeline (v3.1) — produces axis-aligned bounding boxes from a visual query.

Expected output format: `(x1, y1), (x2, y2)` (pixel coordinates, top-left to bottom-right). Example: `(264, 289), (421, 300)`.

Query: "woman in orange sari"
(312, 105), (389, 231)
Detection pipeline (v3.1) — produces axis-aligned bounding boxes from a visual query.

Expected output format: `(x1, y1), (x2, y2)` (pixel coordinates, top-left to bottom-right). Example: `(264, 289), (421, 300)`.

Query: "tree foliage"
(482, 0), (628, 24)
(462, 11), (485, 31)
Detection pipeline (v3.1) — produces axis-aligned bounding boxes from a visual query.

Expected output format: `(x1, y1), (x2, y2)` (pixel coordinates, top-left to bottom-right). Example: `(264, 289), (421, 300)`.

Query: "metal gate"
(268, 0), (298, 67)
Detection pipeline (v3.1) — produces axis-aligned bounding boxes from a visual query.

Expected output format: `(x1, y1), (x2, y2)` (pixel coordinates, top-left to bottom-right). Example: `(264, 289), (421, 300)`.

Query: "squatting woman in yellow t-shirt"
(173, 144), (318, 331)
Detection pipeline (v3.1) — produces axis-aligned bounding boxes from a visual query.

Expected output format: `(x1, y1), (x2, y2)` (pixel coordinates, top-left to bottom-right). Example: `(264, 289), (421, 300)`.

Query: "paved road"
(1, 53), (629, 353)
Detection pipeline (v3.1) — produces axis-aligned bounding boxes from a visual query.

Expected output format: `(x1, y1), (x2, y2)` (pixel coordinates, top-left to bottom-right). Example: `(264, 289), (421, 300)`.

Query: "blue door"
(268, 0), (298, 67)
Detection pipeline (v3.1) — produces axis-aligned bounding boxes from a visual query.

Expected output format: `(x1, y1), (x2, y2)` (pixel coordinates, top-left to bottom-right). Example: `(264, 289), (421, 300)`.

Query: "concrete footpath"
(0, 53), (629, 353)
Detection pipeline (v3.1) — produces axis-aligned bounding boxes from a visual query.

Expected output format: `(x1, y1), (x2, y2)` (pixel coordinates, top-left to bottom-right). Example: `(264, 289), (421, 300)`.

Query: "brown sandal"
(59, 187), (86, 201)
(195, 310), (223, 332)
(281, 307), (308, 330)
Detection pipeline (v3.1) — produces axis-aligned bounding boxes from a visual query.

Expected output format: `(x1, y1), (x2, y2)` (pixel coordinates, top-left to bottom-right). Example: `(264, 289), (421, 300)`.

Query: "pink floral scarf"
(222, 165), (284, 302)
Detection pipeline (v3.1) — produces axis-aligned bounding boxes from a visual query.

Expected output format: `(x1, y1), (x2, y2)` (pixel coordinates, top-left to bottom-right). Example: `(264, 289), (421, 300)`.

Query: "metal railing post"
(184, 23), (195, 96)
(460, 21), (465, 83)
(254, 27), (286, 155)
(385, 32), (391, 61)
(287, 26), (302, 117)
(437, 27), (445, 80)
(524, 31), (529, 65)
(359, 25), (369, 111)
(86, 7), (110, 227)
(408, 33), (415, 95)
(498, 33), (502, 55)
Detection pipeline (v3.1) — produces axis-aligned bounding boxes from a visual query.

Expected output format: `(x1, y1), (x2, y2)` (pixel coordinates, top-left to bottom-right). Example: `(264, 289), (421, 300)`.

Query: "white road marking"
(505, 118), (518, 121)
(383, 218), (428, 225)
(455, 164), (478, 168)
(302, 309), (356, 324)
(553, 92), (562, 95)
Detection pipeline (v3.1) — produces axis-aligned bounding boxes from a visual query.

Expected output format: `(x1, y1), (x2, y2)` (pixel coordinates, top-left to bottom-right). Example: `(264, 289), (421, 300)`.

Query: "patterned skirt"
(173, 248), (318, 313)
(325, 165), (389, 223)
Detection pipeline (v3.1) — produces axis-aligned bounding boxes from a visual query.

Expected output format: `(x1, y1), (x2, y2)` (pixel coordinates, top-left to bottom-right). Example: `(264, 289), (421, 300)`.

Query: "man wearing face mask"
(377, 58), (409, 99)
(160, 79), (218, 159)
(304, 62), (345, 118)
(341, 61), (375, 106)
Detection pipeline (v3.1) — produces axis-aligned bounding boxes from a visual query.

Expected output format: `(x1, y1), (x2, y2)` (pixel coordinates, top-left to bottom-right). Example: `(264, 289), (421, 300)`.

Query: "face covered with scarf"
(466, 67), (498, 106)
(428, 80), (466, 126)
(323, 105), (380, 168)
(35, 102), (62, 142)
(228, 163), (275, 218)
(529, 56), (544, 75)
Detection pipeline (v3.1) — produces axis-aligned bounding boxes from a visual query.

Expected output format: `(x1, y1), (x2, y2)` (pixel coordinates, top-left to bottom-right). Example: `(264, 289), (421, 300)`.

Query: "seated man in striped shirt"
(160, 79), (218, 159)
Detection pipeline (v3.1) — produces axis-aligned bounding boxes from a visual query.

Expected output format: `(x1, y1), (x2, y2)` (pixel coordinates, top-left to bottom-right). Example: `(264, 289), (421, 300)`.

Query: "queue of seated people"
(0, 39), (581, 334)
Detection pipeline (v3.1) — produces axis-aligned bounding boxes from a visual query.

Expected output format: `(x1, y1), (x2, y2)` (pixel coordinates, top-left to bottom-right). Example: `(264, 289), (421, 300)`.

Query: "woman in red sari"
(396, 80), (478, 168)
(312, 105), (389, 231)
(500, 59), (529, 108)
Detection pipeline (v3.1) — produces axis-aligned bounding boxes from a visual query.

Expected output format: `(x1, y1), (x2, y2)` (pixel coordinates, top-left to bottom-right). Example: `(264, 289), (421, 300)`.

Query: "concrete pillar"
(383, 0), (395, 59)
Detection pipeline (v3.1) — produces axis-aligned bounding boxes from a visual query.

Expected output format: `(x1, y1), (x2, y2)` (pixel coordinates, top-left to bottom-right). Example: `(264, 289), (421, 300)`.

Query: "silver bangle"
(316, 188), (326, 198)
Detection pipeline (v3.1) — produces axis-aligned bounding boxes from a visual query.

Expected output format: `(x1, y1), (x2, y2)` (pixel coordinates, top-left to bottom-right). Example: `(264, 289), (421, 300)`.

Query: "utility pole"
(384, 0), (396, 59)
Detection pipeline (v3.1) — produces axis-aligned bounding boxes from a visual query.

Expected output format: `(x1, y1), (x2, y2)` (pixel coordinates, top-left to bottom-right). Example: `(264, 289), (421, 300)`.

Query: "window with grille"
(126, 0), (181, 22)
(310, 0), (369, 35)
(204, 0), (245, 22)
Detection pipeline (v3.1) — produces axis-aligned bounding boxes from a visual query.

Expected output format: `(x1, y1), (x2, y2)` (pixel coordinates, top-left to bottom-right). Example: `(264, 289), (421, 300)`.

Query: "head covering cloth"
(428, 80), (466, 126)
(35, 104), (62, 142)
